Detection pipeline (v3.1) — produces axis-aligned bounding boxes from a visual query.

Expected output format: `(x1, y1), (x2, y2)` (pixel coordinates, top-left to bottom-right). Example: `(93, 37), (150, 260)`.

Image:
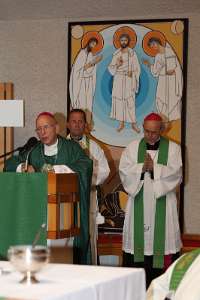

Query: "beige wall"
(0, 12), (199, 233)
(0, 19), (68, 143)
(183, 13), (200, 233)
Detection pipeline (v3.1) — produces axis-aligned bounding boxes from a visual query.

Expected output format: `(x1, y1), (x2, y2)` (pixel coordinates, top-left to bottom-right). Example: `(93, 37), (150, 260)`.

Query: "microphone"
(24, 138), (39, 172)
(18, 137), (38, 154)
(0, 137), (38, 159)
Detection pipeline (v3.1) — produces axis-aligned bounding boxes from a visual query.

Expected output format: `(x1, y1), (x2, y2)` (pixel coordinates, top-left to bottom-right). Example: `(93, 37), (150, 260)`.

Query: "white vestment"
(67, 135), (110, 264)
(147, 252), (200, 300)
(150, 45), (183, 121)
(108, 47), (140, 123)
(69, 49), (97, 115)
(119, 139), (182, 256)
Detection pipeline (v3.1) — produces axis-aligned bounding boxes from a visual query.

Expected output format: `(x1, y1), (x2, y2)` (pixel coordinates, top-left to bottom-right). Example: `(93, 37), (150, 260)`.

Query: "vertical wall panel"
(0, 83), (14, 170)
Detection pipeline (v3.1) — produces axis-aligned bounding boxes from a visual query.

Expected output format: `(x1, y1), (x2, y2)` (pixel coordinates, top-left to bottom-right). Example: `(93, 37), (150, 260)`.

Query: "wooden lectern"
(47, 173), (80, 240)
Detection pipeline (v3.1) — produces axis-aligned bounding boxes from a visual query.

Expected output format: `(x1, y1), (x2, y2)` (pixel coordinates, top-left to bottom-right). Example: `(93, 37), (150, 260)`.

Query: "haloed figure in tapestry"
(69, 31), (104, 127)
(143, 31), (183, 121)
(108, 26), (141, 133)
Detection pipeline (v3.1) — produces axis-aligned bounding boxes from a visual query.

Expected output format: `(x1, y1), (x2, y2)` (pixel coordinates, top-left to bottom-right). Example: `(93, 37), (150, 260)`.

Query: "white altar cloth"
(0, 261), (145, 300)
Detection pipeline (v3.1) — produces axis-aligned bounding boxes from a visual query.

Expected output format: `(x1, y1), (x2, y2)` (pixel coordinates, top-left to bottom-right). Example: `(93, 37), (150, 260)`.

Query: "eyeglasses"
(35, 124), (55, 133)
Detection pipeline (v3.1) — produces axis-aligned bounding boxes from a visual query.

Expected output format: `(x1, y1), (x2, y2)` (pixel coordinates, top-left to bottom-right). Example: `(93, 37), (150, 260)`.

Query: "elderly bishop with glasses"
(4, 111), (93, 266)
(119, 112), (182, 288)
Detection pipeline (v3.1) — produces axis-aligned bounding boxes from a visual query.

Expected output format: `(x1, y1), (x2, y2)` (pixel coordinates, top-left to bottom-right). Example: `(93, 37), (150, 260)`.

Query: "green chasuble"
(29, 136), (93, 265)
(134, 136), (169, 269)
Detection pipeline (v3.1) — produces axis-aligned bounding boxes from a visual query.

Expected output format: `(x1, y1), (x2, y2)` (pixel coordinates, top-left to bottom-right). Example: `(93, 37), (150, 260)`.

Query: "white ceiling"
(0, 0), (199, 21)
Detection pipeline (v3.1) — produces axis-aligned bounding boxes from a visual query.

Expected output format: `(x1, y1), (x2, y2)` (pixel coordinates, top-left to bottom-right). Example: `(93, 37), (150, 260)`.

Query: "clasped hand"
(142, 153), (153, 173)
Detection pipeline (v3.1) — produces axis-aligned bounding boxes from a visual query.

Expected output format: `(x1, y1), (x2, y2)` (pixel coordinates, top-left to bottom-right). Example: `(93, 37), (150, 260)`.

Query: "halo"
(81, 31), (104, 54)
(113, 26), (137, 49)
(142, 31), (166, 57)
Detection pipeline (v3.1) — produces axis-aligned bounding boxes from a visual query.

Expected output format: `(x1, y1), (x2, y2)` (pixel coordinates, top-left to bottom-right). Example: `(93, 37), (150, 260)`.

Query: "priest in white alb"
(67, 108), (110, 265)
(119, 112), (182, 288)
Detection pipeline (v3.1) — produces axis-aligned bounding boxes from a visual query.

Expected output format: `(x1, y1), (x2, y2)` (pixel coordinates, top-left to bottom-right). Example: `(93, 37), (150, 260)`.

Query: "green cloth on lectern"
(0, 173), (47, 259)
(29, 136), (93, 265)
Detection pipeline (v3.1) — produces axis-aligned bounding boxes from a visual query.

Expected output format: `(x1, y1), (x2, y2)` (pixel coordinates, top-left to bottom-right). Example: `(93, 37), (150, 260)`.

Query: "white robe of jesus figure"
(108, 47), (140, 124)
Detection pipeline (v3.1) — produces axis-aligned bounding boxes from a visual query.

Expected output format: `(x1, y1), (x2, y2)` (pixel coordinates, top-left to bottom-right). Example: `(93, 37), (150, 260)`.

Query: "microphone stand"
(24, 149), (32, 172)
(0, 138), (38, 159)
(24, 143), (39, 172)
(0, 147), (22, 159)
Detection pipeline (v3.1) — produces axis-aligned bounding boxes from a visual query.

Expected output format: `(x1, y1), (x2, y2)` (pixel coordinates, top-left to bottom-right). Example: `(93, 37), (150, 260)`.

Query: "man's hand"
(27, 165), (35, 173)
(142, 153), (153, 173)
(84, 55), (103, 70)
(21, 163), (35, 173)
(84, 62), (92, 70)
(166, 69), (175, 76)
(116, 56), (123, 68)
(94, 54), (103, 64)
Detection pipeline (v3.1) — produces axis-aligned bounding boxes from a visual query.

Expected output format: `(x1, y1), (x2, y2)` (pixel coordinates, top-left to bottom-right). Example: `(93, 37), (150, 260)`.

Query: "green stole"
(79, 135), (90, 156)
(169, 249), (200, 291)
(67, 134), (90, 156)
(134, 136), (169, 268)
(85, 135), (90, 151)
